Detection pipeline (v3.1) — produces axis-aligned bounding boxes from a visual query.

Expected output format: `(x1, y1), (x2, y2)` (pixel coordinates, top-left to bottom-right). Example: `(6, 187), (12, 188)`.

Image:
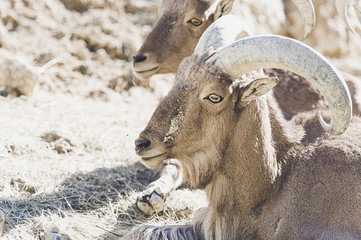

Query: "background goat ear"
(214, 0), (235, 19)
(240, 77), (279, 102)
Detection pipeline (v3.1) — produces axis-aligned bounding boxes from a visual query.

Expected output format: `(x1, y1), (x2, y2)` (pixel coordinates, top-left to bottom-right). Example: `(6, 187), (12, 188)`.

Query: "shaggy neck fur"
(200, 93), (298, 239)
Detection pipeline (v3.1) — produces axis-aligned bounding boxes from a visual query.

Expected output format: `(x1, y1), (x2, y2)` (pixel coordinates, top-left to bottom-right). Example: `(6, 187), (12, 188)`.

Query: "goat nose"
(135, 138), (151, 152)
(133, 54), (147, 63)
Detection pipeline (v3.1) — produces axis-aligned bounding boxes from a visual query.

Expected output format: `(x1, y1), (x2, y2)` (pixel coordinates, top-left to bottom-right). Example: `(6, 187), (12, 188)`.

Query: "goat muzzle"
(135, 138), (151, 153)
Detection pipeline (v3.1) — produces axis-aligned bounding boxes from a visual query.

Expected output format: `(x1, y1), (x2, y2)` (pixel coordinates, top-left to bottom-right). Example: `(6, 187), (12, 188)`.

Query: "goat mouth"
(140, 152), (168, 169)
(133, 66), (160, 80)
(141, 152), (167, 161)
(134, 66), (159, 74)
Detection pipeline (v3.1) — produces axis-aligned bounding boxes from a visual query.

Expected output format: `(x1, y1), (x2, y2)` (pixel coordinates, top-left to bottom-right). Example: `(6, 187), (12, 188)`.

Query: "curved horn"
(290, 0), (316, 39)
(194, 15), (252, 57)
(207, 35), (352, 135)
(345, 0), (361, 36)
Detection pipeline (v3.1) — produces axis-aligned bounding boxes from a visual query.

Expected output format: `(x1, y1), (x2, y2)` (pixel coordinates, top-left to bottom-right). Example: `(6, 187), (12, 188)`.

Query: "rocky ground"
(0, 0), (207, 239)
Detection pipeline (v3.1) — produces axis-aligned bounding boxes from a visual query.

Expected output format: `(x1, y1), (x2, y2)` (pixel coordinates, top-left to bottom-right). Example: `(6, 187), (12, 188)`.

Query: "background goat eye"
(187, 18), (202, 26)
(205, 94), (223, 103)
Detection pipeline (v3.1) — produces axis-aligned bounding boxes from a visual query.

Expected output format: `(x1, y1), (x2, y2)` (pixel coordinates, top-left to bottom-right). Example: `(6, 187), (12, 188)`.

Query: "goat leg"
(122, 223), (200, 240)
(137, 158), (183, 215)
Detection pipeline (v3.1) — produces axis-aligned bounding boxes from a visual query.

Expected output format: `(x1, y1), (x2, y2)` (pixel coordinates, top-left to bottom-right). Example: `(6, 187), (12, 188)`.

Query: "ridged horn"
(207, 35), (352, 135)
(290, 0), (316, 39)
(194, 15), (252, 57)
(345, 0), (361, 36)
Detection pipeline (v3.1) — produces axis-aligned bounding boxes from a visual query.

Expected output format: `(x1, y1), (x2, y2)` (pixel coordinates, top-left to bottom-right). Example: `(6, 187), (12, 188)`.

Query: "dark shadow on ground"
(0, 161), (156, 238)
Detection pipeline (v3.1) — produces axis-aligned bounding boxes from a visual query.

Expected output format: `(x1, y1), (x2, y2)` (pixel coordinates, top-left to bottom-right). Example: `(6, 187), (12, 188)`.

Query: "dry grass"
(0, 0), (206, 239)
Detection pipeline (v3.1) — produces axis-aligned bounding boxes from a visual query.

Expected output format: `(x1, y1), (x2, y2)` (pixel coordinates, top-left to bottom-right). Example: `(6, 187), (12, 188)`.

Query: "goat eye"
(205, 94), (223, 104)
(187, 18), (203, 26)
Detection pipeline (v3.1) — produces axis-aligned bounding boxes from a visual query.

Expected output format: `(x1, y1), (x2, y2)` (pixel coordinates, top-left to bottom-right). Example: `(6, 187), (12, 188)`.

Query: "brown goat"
(134, 14), (361, 216)
(132, 0), (315, 80)
(124, 17), (361, 239)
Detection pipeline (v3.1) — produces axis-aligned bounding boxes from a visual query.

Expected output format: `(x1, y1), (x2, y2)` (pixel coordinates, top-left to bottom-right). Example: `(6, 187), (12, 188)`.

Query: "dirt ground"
(0, 0), (360, 239)
(0, 0), (207, 239)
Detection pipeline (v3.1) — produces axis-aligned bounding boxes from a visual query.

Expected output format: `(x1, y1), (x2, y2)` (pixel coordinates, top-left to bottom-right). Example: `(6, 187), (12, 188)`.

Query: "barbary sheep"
(132, 0), (315, 80)
(124, 15), (361, 239)
(135, 15), (361, 216)
(133, 0), (360, 81)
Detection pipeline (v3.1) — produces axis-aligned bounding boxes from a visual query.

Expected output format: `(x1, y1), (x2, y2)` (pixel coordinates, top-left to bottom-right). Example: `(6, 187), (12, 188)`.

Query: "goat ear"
(214, 0), (235, 19)
(240, 77), (279, 102)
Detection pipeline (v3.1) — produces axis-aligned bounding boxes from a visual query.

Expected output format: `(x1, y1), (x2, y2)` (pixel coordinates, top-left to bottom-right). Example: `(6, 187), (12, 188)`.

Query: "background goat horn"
(194, 15), (252, 56)
(291, 0), (316, 39)
(207, 35), (352, 135)
(344, 0), (361, 36)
